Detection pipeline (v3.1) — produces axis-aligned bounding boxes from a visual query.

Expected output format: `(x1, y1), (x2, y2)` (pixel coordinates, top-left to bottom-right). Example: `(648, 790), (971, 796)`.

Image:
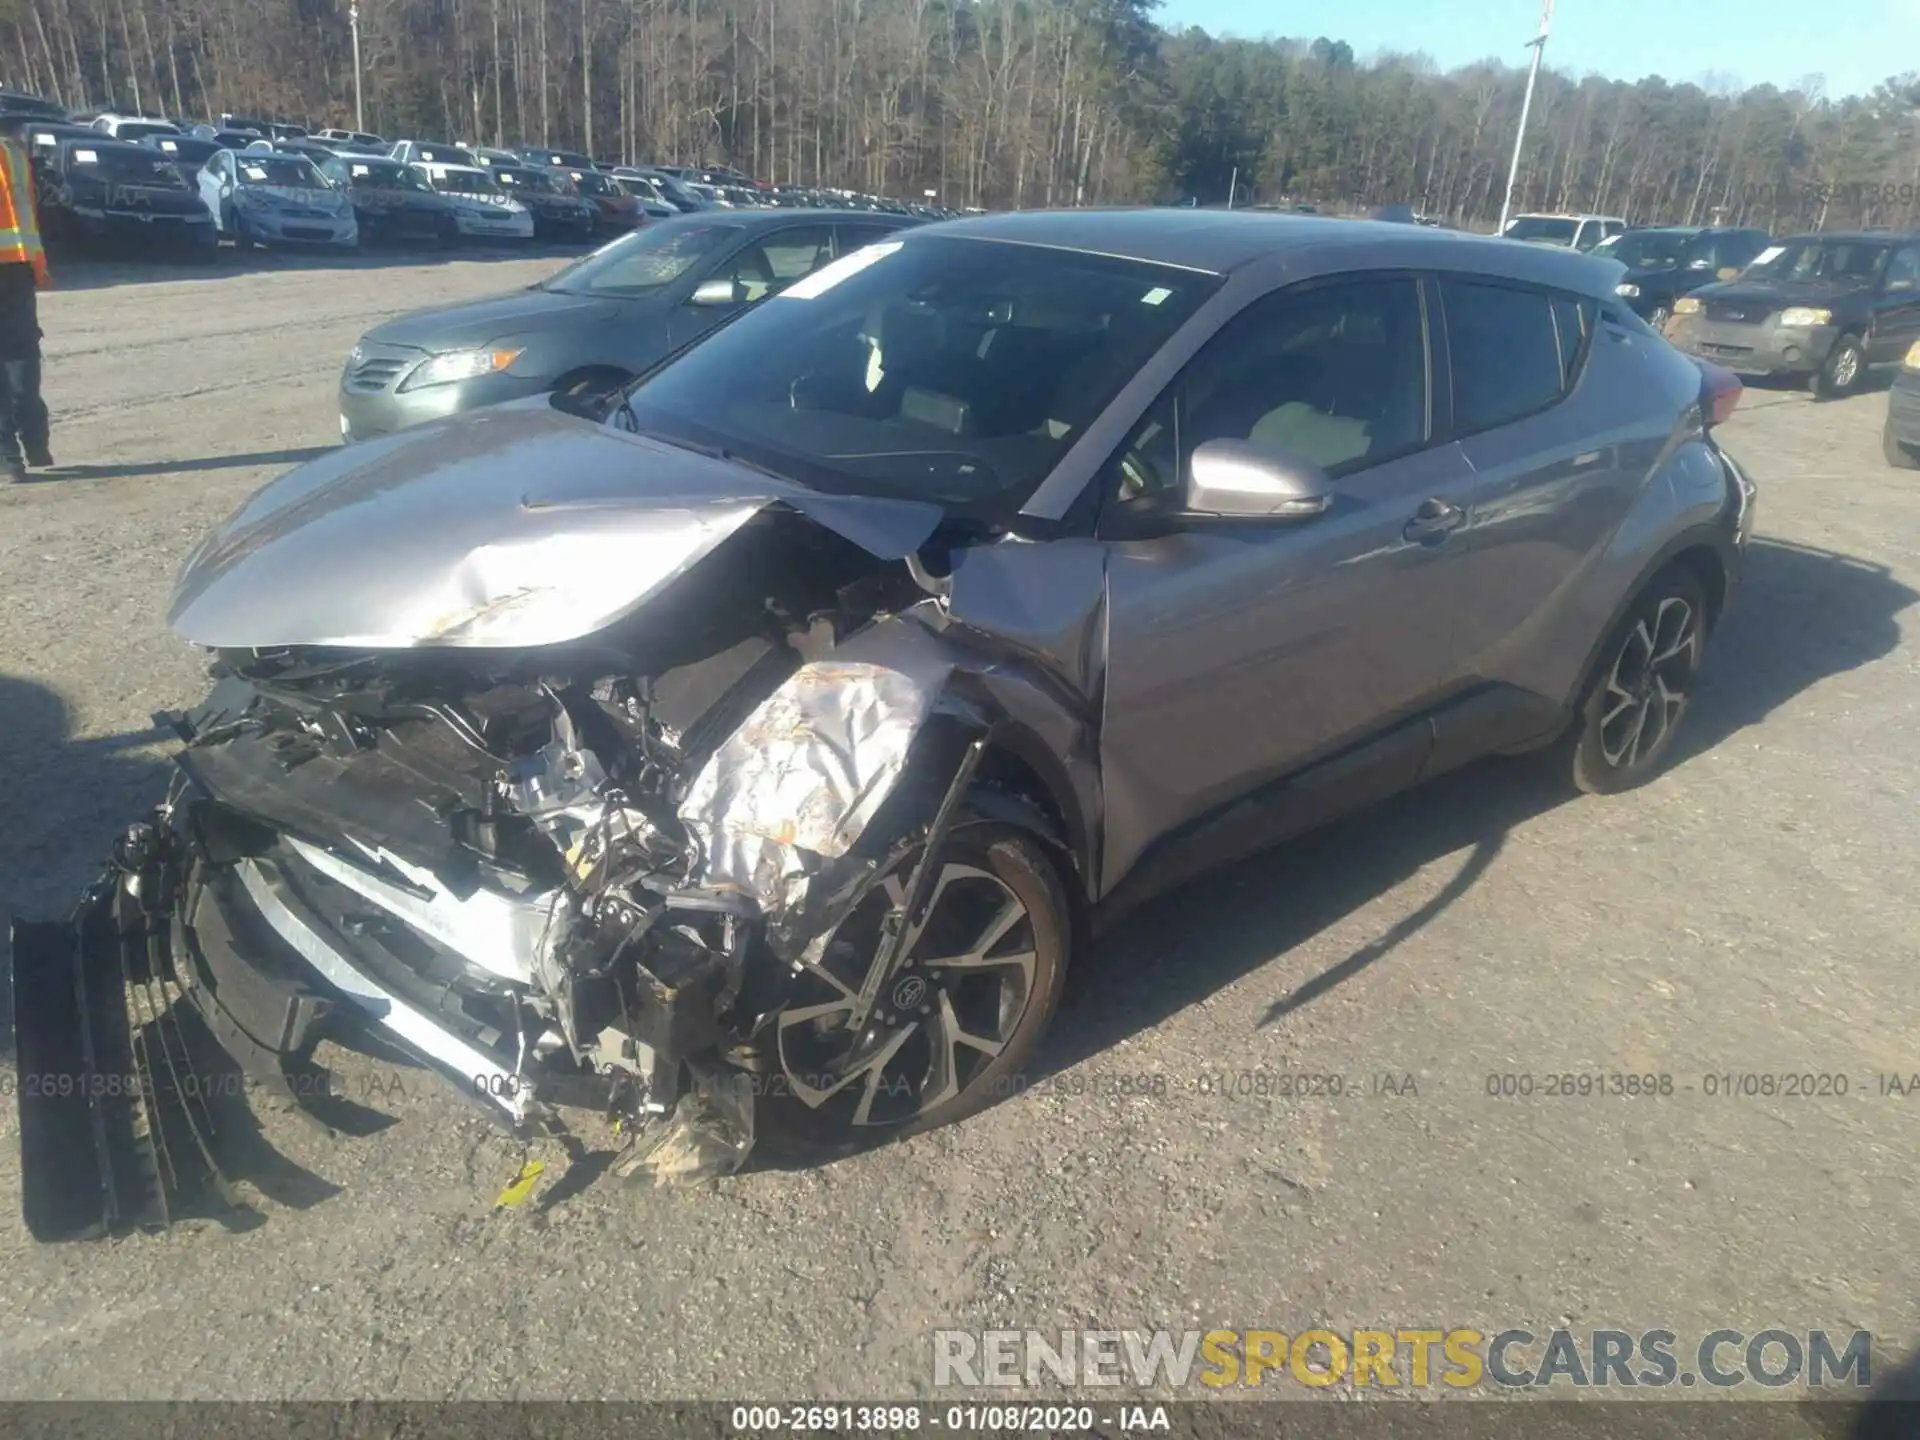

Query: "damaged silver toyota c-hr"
(12, 210), (1756, 1238)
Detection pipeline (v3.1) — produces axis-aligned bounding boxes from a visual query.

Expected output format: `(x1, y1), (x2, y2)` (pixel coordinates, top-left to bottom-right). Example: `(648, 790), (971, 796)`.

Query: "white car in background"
(1500, 212), (1628, 252)
(88, 113), (182, 143)
(409, 161), (534, 240)
(197, 147), (358, 249)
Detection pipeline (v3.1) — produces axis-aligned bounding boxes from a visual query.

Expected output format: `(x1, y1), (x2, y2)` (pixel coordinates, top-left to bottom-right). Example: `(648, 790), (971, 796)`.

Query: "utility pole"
(1496, 0), (1554, 237)
(350, 0), (365, 132)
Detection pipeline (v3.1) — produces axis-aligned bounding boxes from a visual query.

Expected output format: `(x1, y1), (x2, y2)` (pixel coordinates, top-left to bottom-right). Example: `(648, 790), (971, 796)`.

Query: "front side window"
(616, 234), (1216, 511)
(712, 226), (835, 299)
(1106, 275), (1429, 505)
(1442, 278), (1565, 433)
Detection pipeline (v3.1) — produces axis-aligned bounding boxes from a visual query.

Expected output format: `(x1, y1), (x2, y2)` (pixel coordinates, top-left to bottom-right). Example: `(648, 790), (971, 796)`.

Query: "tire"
(1885, 414), (1920, 469)
(227, 208), (254, 251)
(1647, 303), (1671, 332)
(1566, 564), (1708, 795)
(751, 803), (1072, 1159)
(1812, 335), (1865, 399)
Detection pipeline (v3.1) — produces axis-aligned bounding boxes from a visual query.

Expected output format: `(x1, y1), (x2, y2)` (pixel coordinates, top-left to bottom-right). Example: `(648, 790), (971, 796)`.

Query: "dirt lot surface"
(1, 250), (1917, 1402)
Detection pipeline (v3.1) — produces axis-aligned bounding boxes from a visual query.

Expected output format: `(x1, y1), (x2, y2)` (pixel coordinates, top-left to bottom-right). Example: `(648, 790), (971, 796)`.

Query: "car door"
(200, 151), (228, 226)
(1443, 275), (1638, 722)
(1097, 272), (1478, 897)
(1868, 245), (1920, 363)
(667, 223), (836, 348)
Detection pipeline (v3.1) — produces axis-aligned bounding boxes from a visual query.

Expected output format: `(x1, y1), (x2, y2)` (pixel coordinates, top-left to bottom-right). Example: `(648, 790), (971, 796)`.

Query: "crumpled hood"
(365, 287), (620, 350)
(166, 404), (944, 651)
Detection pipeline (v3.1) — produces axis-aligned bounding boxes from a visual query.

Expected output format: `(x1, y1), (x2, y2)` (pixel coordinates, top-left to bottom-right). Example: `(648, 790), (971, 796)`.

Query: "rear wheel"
(1813, 335), (1865, 399)
(753, 810), (1071, 1158)
(1646, 303), (1671, 332)
(1885, 414), (1920, 469)
(1566, 565), (1708, 795)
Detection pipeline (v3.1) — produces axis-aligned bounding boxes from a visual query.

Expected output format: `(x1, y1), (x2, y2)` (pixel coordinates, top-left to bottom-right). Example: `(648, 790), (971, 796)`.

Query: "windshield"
(151, 139), (215, 166)
(496, 167), (565, 194)
(66, 146), (190, 188)
(544, 221), (743, 296)
(1593, 229), (1699, 269)
(235, 155), (325, 188)
(1503, 216), (1579, 244)
(569, 169), (617, 197)
(114, 121), (179, 142)
(429, 167), (501, 197)
(614, 235), (1217, 510)
(346, 160), (428, 191)
(1741, 239), (1888, 286)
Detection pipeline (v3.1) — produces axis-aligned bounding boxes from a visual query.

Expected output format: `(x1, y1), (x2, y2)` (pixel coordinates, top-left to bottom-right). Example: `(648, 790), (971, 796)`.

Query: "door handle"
(1403, 497), (1466, 542)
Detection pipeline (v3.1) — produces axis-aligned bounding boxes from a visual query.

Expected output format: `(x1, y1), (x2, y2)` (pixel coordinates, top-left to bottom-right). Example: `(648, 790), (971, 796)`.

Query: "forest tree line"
(4, 0), (1919, 232)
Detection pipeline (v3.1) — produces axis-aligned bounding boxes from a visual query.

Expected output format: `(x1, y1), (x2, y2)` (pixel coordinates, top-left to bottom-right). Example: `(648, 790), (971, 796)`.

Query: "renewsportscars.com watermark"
(932, 1327), (1873, 1391)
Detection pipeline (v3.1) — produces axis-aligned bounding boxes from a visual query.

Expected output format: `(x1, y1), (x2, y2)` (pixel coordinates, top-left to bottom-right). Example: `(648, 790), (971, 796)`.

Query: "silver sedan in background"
(196, 146), (357, 249)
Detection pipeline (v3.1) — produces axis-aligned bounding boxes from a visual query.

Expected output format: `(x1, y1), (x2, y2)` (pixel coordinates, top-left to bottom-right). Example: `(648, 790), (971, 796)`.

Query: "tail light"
(1697, 358), (1742, 429)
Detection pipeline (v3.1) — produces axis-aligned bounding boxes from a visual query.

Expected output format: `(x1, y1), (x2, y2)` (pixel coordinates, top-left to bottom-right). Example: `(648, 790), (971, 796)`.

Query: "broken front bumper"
(10, 796), (752, 1241)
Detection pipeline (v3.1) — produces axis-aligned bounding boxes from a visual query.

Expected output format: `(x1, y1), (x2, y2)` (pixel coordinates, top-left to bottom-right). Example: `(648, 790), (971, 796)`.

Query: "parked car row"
(1497, 211), (1920, 405)
(0, 88), (964, 262)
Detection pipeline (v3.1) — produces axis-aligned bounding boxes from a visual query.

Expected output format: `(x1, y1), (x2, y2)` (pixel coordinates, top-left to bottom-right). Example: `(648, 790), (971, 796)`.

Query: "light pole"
(350, 0), (365, 133)
(1496, 0), (1554, 237)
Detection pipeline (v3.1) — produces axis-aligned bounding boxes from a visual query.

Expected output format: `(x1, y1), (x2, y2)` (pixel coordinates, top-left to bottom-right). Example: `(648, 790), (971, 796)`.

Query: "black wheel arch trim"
(1566, 520), (1736, 717)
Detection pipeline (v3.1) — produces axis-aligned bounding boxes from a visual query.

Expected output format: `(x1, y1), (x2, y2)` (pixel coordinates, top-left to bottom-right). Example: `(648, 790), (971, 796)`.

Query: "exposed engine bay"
(12, 505), (1041, 1238)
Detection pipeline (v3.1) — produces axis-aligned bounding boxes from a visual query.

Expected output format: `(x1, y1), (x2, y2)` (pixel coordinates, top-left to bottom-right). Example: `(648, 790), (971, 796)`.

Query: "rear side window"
(1442, 278), (1563, 433)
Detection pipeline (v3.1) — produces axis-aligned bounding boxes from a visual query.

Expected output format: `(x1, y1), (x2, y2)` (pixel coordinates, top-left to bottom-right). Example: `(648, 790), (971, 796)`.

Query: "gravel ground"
(0, 252), (1917, 1403)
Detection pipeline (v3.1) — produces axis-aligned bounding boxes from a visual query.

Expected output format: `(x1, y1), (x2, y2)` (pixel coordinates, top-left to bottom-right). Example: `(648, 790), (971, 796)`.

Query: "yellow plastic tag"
(493, 1158), (546, 1209)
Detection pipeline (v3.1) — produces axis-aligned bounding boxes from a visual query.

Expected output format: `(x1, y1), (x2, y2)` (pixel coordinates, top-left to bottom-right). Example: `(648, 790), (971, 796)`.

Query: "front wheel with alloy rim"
(1813, 336), (1865, 399)
(1567, 566), (1708, 794)
(1647, 303), (1671, 331)
(754, 812), (1070, 1157)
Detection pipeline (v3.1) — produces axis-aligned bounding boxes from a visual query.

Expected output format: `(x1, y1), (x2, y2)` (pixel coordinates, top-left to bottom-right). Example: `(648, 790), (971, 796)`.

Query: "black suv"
(1593, 225), (1771, 329)
(1665, 231), (1920, 398)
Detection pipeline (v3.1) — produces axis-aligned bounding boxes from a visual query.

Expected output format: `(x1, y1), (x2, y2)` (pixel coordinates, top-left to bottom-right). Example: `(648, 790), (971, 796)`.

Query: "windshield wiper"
(619, 420), (796, 486)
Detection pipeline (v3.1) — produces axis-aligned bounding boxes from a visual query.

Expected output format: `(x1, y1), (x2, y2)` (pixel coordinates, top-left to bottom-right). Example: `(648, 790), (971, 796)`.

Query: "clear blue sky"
(1152, 0), (1910, 101)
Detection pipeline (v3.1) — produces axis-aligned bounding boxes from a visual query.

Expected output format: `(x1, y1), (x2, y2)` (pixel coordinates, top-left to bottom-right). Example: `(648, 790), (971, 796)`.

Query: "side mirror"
(689, 277), (743, 307)
(1184, 439), (1333, 520)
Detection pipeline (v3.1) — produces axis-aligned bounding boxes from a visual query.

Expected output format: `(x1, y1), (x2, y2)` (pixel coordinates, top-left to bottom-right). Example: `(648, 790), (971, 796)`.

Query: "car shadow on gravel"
(1040, 535), (1919, 1075)
(23, 446), (335, 482)
(0, 675), (171, 1067)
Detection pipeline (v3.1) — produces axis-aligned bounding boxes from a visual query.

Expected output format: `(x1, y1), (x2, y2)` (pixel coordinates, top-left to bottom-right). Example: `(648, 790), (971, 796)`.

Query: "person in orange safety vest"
(0, 132), (51, 480)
